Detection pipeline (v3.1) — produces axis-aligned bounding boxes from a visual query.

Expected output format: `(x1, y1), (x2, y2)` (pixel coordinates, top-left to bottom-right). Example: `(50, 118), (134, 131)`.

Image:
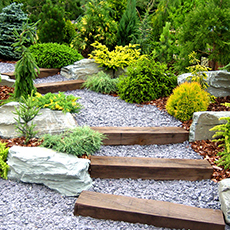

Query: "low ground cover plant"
(166, 82), (210, 121)
(117, 56), (177, 104)
(40, 126), (106, 157)
(29, 43), (83, 68)
(82, 71), (118, 94)
(210, 102), (230, 170)
(33, 92), (82, 114)
(0, 142), (9, 179)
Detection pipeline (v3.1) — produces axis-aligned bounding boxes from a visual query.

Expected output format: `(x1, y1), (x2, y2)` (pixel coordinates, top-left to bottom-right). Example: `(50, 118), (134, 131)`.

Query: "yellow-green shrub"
(89, 42), (143, 71)
(0, 142), (9, 180)
(166, 82), (210, 121)
(33, 92), (82, 114)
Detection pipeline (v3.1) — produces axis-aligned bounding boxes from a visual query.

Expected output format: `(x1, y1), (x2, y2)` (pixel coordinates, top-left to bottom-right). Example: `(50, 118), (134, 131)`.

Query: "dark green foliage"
(13, 20), (39, 99)
(0, 142), (9, 180)
(117, 0), (139, 46)
(38, 0), (66, 43)
(82, 71), (119, 94)
(0, 3), (28, 60)
(41, 126), (106, 157)
(13, 91), (41, 144)
(63, 20), (77, 45)
(29, 43), (83, 68)
(177, 0), (230, 71)
(117, 56), (177, 104)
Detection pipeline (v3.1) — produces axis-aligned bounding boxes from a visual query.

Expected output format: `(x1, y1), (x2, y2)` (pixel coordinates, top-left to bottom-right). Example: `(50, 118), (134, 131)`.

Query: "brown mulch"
(1, 84), (230, 181)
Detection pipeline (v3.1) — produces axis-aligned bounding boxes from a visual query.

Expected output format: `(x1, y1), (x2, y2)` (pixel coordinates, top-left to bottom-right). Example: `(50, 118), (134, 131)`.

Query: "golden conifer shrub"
(166, 82), (210, 121)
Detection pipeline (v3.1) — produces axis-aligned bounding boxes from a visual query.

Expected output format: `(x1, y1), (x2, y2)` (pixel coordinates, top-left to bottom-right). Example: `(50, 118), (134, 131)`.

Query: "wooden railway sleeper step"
(91, 126), (189, 145)
(74, 190), (225, 230)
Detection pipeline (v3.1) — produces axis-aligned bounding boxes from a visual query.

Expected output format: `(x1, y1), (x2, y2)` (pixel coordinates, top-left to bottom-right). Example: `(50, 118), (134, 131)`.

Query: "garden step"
(91, 126), (189, 145)
(2, 68), (60, 79)
(35, 79), (85, 94)
(74, 191), (225, 230)
(89, 156), (213, 181)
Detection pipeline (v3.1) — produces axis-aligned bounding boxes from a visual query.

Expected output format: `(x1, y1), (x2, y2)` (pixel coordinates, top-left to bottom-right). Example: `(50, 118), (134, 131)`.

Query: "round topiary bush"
(29, 42), (83, 68)
(117, 56), (177, 104)
(166, 82), (210, 121)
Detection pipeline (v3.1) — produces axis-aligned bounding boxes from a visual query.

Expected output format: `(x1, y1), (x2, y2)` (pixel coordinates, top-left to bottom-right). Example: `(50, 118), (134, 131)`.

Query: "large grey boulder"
(177, 70), (230, 97)
(0, 102), (78, 139)
(219, 178), (230, 224)
(7, 146), (92, 196)
(189, 111), (230, 142)
(61, 58), (127, 80)
(0, 74), (15, 87)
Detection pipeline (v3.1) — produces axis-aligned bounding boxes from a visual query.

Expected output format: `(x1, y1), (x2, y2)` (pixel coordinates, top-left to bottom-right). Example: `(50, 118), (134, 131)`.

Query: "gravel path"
(0, 62), (229, 230)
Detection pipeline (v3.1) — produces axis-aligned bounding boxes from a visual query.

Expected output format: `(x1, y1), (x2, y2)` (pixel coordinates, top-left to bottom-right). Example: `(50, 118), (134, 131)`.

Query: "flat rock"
(219, 178), (230, 224)
(0, 74), (15, 87)
(0, 102), (78, 139)
(189, 111), (230, 142)
(7, 146), (92, 196)
(177, 71), (230, 97)
(61, 58), (126, 80)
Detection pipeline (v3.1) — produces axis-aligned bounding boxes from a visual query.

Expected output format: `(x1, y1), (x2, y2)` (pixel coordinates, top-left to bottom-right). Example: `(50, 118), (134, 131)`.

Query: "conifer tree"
(0, 3), (28, 60)
(38, 0), (65, 43)
(117, 0), (139, 46)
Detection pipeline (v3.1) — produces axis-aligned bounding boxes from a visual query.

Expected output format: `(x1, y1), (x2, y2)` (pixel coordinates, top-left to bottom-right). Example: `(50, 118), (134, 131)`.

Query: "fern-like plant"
(82, 71), (118, 94)
(0, 142), (9, 180)
(210, 103), (230, 170)
(40, 126), (106, 157)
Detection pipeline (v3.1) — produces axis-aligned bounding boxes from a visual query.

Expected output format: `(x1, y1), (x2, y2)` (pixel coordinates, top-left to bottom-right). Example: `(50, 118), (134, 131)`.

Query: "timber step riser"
(74, 191), (225, 230)
(90, 156), (213, 181)
(91, 127), (189, 145)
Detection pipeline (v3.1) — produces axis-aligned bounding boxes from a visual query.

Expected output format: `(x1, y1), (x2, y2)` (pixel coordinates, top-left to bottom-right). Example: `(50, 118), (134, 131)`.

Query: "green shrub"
(0, 3), (28, 60)
(0, 142), (9, 180)
(63, 20), (77, 45)
(82, 71), (119, 94)
(40, 126), (106, 157)
(34, 92), (82, 114)
(117, 56), (177, 104)
(89, 42), (143, 71)
(166, 82), (210, 121)
(29, 43), (83, 68)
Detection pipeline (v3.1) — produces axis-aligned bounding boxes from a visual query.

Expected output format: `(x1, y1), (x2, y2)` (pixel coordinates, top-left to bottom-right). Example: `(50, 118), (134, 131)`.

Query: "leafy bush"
(0, 142), (9, 180)
(82, 71), (119, 94)
(34, 92), (82, 114)
(166, 82), (210, 121)
(40, 126), (106, 157)
(89, 42), (142, 71)
(0, 3), (28, 60)
(29, 43), (83, 68)
(117, 56), (177, 104)
(63, 20), (77, 45)
(71, 0), (118, 56)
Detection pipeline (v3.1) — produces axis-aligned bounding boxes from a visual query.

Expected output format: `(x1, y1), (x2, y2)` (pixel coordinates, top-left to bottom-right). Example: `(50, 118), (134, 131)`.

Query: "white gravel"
(0, 62), (229, 230)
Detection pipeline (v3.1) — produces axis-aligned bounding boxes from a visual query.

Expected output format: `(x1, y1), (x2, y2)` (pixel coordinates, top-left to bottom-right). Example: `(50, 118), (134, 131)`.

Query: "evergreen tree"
(117, 0), (139, 46)
(13, 21), (39, 99)
(0, 3), (28, 60)
(38, 0), (65, 43)
(177, 0), (230, 71)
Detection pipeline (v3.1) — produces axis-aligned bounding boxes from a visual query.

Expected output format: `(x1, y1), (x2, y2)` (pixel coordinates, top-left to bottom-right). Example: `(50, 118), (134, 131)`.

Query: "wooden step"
(2, 68), (60, 79)
(35, 79), (85, 94)
(90, 156), (213, 180)
(91, 126), (189, 145)
(74, 191), (225, 230)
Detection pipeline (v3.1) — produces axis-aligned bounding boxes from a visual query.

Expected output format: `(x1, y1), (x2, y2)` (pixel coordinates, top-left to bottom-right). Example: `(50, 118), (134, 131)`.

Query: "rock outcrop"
(0, 102), (78, 139)
(189, 111), (230, 142)
(0, 74), (15, 87)
(7, 146), (92, 196)
(177, 71), (230, 97)
(219, 178), (230, 224)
